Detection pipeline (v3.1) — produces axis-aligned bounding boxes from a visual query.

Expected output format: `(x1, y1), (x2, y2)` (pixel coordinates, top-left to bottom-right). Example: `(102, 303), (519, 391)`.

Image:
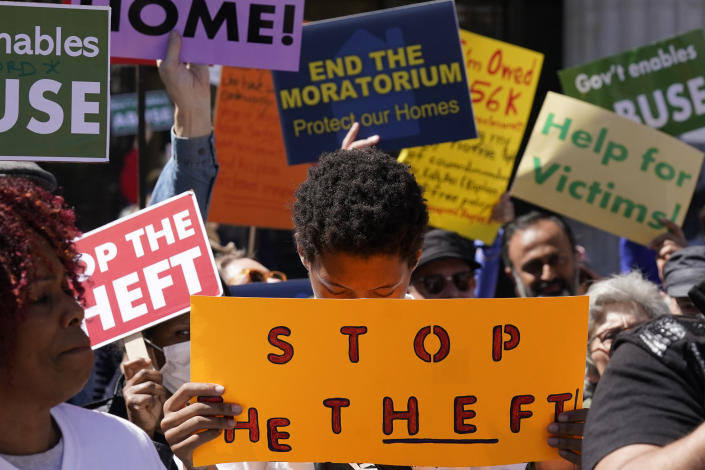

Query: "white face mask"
(159, 340), (191, 394)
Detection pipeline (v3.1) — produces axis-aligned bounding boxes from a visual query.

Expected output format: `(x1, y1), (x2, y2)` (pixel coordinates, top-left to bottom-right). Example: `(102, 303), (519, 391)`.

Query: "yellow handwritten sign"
(209, 67), (310, 229)
(399, 30), (543, 244)
(191, 296), (588, 467)
(512, 92), (704, 246)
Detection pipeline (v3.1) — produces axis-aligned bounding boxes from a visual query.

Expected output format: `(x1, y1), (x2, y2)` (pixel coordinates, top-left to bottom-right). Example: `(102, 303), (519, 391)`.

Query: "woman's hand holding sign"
(161, 382), (243, 470)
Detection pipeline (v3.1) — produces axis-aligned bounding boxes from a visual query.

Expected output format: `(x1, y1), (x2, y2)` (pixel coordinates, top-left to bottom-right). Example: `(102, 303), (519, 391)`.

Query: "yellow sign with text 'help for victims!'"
(400, 30), (543, 245)
(191, 295), (587, 467)
(512, 92), (704, 246)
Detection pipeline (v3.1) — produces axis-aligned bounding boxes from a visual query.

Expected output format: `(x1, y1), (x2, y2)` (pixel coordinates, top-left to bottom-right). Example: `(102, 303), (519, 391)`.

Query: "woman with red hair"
(0, 177), (165, 469)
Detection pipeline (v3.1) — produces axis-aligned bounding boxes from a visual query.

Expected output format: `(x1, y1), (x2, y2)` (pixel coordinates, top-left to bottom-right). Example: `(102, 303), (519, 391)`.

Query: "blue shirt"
(150, 130), (219, 218)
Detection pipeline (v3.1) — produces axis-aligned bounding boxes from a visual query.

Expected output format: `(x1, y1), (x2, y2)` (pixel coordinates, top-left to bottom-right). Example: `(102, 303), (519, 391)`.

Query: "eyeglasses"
(589, 328), (624, 352)
(241, 268), (287, 283)
(414, 271), (474, 295)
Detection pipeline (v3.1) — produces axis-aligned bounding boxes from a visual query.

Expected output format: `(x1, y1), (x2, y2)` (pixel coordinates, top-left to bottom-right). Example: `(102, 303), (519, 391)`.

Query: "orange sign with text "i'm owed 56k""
(191, 296), (588, 468)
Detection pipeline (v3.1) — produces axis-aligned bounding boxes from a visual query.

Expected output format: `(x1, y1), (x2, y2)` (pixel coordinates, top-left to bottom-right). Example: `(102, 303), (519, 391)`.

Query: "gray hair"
(587, 271), (669, 339)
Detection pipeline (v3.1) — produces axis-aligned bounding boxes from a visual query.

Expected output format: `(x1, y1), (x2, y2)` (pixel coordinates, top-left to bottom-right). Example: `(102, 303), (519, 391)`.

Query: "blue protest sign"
(272, 0), (476, 165)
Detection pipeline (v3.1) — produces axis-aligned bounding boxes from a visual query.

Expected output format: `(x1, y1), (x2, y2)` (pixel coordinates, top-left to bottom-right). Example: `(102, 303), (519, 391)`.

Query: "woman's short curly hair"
(0, 177), (83, 360)
(293, 148), (428, 267)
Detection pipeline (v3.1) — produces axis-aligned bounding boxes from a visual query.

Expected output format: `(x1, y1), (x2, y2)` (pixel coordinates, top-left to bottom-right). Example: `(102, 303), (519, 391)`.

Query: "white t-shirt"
(0, 403), (165, 470)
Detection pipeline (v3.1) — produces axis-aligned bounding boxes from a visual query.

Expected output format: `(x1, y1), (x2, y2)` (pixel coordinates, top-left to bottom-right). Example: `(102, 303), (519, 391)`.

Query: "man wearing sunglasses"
(409, 228), (481, 299)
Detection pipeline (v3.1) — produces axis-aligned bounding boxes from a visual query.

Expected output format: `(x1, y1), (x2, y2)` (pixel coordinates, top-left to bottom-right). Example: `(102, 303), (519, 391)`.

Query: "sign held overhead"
(272, 0), (476, 165)
(512, 92), (704, 245)
(400, 30), (544, 244)
(72, 0), (304, 70)
(559, 30), (705, 137)
(0, 1), (110, 162)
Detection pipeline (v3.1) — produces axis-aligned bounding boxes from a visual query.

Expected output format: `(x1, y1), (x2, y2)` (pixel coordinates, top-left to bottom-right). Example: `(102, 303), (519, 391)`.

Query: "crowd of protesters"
(2, 25), (705, 470)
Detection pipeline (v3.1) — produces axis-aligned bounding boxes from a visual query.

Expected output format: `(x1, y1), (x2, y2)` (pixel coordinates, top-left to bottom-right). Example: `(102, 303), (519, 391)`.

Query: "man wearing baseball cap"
(662, 245), (705, 316)
(408, 228), (481, 299)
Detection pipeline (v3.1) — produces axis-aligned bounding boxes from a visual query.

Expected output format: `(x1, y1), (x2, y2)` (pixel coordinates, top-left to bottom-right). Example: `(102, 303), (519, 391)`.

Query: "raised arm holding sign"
(151, 30), (218, 217)
(81, 30), (221, 463)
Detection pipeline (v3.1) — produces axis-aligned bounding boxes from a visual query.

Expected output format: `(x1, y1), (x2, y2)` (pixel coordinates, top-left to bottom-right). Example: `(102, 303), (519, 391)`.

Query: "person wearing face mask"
(144, 334), (191, 395)
(92, 314), (191, 466)
(116, 253), (288, 444)
(85, 29), (220, 469)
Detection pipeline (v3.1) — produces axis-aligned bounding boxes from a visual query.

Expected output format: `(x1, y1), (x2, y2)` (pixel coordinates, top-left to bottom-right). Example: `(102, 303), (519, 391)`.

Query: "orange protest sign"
(191, 296), (588, 468)
(209, 67), (310, 229)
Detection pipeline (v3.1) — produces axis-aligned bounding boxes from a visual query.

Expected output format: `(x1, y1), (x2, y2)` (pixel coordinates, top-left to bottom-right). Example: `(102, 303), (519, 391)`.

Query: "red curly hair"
(0, 177), (84, 361)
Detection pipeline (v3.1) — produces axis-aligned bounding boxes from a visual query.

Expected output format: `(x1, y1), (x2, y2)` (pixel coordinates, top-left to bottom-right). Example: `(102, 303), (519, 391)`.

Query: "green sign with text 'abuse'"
(0, 2), (110, 162)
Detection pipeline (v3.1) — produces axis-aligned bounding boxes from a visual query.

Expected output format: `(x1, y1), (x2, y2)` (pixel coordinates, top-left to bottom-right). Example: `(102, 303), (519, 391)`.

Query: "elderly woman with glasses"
(586, 271), (670, 381)
(537, 271), (669, 470)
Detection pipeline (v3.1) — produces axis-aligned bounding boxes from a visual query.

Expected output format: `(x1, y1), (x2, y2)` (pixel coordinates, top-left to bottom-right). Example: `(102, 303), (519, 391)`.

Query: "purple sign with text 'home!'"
(73, 0), (304, 71)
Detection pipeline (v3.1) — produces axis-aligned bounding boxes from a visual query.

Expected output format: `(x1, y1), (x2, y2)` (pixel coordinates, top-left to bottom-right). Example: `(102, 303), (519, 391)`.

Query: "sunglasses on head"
(242, 268), (287, 283)
(414, 271), (474, 295)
